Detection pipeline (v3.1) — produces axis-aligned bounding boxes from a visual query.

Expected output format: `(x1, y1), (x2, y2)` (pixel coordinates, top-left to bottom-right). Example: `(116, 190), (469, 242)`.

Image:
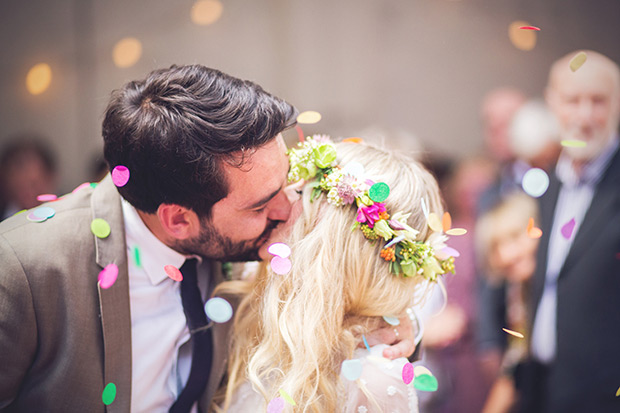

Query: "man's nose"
(576, 99), (594, 123)
(267, 190), (292, 222)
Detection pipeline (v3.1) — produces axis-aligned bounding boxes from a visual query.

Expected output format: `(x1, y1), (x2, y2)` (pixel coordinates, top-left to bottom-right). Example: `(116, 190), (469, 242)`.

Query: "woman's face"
(488, 217), (539, 283)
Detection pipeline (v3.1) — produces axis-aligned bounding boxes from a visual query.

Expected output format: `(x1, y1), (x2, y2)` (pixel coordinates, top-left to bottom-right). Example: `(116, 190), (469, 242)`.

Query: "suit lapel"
(92, 175), (133, 412)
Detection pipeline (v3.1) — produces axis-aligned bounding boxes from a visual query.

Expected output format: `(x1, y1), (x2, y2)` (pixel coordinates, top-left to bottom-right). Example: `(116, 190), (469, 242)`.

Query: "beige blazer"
(0, 175), (234, 412)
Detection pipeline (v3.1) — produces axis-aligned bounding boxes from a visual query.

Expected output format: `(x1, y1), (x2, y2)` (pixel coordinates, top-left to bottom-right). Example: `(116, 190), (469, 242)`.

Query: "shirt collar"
(556, 135), (619, 188)
(121, 198), (201, 285)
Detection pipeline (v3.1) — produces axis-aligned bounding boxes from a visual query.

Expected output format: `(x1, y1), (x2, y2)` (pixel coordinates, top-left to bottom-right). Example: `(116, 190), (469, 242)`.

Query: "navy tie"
(169, 258), (213, 413)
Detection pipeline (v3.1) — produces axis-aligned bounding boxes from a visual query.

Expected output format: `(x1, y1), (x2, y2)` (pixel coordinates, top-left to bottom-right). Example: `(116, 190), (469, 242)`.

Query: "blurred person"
(475, 193), (539, 413)
(0, 138), (57, 220)
(420, 156), (497, 413)
(520, 50), (620, 413)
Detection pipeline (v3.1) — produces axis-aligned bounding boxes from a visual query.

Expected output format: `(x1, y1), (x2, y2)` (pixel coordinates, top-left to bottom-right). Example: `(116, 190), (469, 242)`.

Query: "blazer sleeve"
(0, 235), (38, 408)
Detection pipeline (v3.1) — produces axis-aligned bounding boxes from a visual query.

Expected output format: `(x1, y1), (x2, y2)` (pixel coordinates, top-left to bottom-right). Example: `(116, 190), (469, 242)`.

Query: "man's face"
(178, 135), (292, 262)
(547, 60), (620, 161)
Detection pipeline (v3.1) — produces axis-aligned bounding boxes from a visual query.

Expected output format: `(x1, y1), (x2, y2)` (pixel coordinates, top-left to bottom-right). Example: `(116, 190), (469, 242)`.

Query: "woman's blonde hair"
(217, 141), (443, 411)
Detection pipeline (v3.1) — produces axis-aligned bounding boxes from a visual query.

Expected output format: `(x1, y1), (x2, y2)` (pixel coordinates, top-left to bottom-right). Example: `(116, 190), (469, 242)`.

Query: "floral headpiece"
(288, 135), (458, 281)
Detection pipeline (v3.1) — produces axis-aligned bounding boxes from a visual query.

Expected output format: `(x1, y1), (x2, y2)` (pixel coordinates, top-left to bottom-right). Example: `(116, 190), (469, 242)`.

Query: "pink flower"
(337, 175), (361, 204)
(357, 203), (386, 228)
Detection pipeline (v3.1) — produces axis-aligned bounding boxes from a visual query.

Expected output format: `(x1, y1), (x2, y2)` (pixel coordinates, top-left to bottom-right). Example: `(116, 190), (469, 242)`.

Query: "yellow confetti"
(296, 110), (322, 124)
(413, 365), (433, 377)
(616, 386), (620, 397)
(367, 355), (390, 364)
(502, 328), (524, 339)
(91, 218), (111, 239)
(569, 51), (587, 72)
(446, 228), (467, 236)
(561, 139), (587, 148)
(427, 213), (443, 233)
(279, 389), (296, 406)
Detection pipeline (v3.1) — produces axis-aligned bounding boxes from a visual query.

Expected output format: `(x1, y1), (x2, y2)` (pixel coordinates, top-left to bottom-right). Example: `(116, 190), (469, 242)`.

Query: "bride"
(216, 137), (455, 412)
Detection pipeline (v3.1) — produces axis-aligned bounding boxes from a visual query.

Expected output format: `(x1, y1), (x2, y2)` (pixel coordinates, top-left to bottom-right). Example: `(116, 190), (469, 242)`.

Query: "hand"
(364, 314), (416, 360)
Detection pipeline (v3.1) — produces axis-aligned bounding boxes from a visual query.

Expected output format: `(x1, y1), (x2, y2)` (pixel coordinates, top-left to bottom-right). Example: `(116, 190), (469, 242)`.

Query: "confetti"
(72, 182), (91, 193)
(102, 382), (116, 405)
(26, 212), (47, 223)
(502, 328), (524, 339)
(421, 197), (429, 219)
(440, 247), (460, 257)
(427, 213), (443, 233)
(33, 206), (55, 220)
(267, 397), (285, 413)
(341, 359), (363, 381)
(163, 265), (182, 281)
(522, 168), (549, 198)
(91, 218), (111, 238)
(279, 389), (296, 406)
(296, 110), (322, 124)
(98, 264), (119, 289)
(561, 218), (576, 240)
(382, 315), (400, 326)
(442, 212), (452, 232)
(414, 365), (432, 377)
(402, 363), (414, 385)
(267, 242), (291, 258)
(205, 297), (233, 323)
(527, 217), (543, 239)
(367, 355), (390, 364)
(414, 373), (438, 391)
(616, 386), (620, 397)
(295, 125), (305, 143)
(569, 51), (587, 72)
(369, 182), (390, 203)
(342, 137), (364, 143)
(519, 25), (540, 31)
(342, 161), (365, 178)
(270, 256), (292, 275)
(362, 335), (371, 352)
(90, 182), (98, 189)
(132, 246), (142, 268)
(446, 228), (467, 236)
(36, 194), (57, 202)
(561, 139), (587, 148)
(111, 165), (130, 187)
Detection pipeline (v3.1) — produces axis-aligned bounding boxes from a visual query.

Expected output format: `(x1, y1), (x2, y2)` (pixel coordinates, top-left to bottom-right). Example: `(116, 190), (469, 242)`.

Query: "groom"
(0, 65), (415, 412)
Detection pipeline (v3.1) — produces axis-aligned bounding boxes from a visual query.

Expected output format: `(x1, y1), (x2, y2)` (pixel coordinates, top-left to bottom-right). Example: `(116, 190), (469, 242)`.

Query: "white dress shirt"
(530, 137), (618, 364)
(122, 199), (209, 412)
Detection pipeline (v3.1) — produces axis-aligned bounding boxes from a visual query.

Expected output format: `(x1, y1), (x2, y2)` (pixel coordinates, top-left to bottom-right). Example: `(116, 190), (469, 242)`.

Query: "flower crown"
(288, 135), (458, 281)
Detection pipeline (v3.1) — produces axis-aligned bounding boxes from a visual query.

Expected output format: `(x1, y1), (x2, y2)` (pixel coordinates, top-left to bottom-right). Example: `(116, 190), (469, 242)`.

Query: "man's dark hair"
(102, 64), (297, 216)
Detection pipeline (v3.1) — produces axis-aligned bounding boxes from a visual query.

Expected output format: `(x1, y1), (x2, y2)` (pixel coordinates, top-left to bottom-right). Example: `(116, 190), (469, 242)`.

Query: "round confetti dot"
(427, 213), (443, 233)
(33, 206), (55, 219)
(402, 362), (414, 385)
(102, 382), (117, 405)
(342, 137), (364, 144)
(267, 397), (285, 413)
(91, 218), (111, 238)
(342, 161), (365, 178)
(98, 263), (119, 289)
(561, 139), (587, 148)
(522, 168), (549, 198)
(270, 256), (292, 275)
(341, 359), (363, 381)
(383, 315), (400, 326)
(267, 242), (291, 258)
(414, 365), (432, 377)
(446, 228), (467, 236)
(26, 212), (47, 223)
(440, 247), (460, 257)
(296, 110), (322, 124)
(279, 389), (296, 406)
(616, 386), (620, 397)
(164, 265), (183, 282)
(519, 25), (540, 30)
(368, 182), (390, 203)
(90, 182), (98, 188)
(561, 218), (576, 240)
(569, 51), (587, 72)
(442, 212), (452, 232)
(36, 194), (57, 202)
(72, 182), (91, 193)
(414, 373), (438, 392)
(502, 328), (524, 339)
(205, 297), (233, 323)
(111, 165), (131, 187)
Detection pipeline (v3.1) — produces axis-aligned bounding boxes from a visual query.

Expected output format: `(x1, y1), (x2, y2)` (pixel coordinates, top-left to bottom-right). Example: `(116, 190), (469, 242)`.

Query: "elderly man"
(520, 50), (620, 412)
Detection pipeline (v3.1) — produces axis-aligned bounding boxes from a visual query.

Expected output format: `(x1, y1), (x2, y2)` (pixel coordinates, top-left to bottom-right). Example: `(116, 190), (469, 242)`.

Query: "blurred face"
(482, 91), (526, 162)
(4, 153), (55, 210)
(488, 219), (538, 283)
(546, 59), (620, 161)
(177, 135), (292, 261)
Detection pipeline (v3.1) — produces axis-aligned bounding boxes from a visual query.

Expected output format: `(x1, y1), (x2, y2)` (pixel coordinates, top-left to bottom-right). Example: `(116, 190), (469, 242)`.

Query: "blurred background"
(2, 0), (619, 192)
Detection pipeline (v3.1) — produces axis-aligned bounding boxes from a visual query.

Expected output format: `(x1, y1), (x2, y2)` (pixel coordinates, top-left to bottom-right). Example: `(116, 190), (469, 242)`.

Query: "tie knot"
(179, 258), (198, 283)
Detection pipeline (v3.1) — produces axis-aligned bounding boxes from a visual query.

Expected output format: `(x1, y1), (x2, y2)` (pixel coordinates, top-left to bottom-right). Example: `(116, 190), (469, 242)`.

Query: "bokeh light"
(26, 63), (52, 95)
(112, 37), (142, 68)
(191, 0), (223, 26)
(508, 21), (537, 51)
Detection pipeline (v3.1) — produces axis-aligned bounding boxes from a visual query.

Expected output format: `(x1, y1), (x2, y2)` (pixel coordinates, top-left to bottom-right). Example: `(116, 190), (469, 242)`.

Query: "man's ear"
(156, 204), (200, 240)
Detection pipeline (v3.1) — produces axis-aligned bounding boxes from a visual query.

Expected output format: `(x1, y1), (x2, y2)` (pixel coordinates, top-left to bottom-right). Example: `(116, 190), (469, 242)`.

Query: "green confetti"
(102, 382), (116, 405)
(561, 139), (587, 148)
(413, 373), (438, 392)
(91, 218), (111, 239)
(279, 389), (296, 406)
(90, 182), (98, 188)
(369, 182), (390, 203)
(132, 246), (141, 268)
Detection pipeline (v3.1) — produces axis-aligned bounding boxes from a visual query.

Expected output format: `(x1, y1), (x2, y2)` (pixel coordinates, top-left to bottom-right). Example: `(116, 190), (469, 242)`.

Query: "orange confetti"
(342, 137), (364, 144)
(295, 125), (305, 143)
(502, 328), (524, 339)
(527, 217), (543, 239)
(442, 212), (452, 233)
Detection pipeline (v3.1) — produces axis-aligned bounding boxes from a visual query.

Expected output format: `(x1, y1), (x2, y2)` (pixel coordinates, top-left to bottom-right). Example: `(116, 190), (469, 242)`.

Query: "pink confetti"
(519, 25), (541, 31)
(111, 165), (130, 187)
(561, 218), (576, 240)
(164, 265), (183, 282)
(402, 362), (414, 385)
(267, 242), (291, 258)
(267, 397), (285, 413)
(270, 256), (292, 275)
(440, 247), (460, 257)
(295, 125), (305, 143)
(36, 194), (57, 202)
(98, 263), (119, 289)
(72, 182), (91, 193)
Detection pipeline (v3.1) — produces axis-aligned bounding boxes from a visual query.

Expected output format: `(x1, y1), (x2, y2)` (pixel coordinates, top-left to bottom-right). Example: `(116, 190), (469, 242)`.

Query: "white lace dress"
(226, 344), (419, 412)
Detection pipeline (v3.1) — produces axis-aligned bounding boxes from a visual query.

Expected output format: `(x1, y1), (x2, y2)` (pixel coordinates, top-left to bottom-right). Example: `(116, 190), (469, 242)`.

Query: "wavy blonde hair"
(216, 142), (443, 411)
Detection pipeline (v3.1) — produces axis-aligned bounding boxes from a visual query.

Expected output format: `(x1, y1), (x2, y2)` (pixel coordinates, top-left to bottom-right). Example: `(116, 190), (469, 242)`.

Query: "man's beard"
(174, 218), (279, 262)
